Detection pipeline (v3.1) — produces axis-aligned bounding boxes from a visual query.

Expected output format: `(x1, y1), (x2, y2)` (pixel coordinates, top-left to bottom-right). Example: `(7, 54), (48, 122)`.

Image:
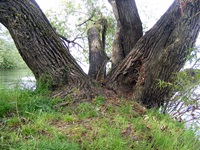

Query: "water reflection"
(0, 69), (36, 90)
(21, 76), (36, 90)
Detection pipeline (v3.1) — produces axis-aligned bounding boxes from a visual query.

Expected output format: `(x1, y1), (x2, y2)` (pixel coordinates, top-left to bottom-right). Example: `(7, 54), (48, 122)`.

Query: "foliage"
(159, 46), (200, 125)
(0, 87), (199, 149)
(0, 34), (27, 70)
(161, 68), (200, 124)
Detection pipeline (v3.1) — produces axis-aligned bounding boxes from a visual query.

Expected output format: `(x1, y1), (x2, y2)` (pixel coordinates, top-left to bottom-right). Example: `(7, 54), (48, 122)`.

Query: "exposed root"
(50, 80), (117, 104)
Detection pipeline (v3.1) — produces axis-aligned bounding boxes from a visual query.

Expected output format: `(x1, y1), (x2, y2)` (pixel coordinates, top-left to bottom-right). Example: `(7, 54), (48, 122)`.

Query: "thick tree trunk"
(0, 0), (115, 101)
(0, 0), (87, 90)
(0, 0), (199, 108)
(108, 0), (143, 67)
(106, 0), (200, 108)
(0, 0), (85, 87)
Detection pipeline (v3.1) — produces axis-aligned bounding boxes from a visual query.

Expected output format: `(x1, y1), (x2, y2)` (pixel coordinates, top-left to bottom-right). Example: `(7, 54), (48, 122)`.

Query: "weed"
(94, 95), (106, 106)
(76, 102), (99, 119)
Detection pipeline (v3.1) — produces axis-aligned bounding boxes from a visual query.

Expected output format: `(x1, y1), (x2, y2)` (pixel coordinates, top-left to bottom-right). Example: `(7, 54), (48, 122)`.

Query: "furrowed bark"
(0, 0), (87, 89)
(106, 0), (200, 108)
(108, 0), (143, 67)
(0, 0), (199, 109)
(0, 0), (116, 101)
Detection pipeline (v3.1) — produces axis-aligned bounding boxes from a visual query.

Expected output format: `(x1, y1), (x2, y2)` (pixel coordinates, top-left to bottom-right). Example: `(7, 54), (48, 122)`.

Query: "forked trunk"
(106, 0), (200, 107)
(0, 0), (199, 108)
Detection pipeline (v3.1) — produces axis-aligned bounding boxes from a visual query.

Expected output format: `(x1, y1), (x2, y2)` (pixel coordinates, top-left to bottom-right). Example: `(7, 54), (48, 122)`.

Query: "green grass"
(0, 87), (199, 150)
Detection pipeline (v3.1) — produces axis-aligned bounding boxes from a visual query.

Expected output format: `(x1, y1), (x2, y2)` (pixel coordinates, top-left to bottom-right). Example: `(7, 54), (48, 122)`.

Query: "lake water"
(0, 69), (36, 90)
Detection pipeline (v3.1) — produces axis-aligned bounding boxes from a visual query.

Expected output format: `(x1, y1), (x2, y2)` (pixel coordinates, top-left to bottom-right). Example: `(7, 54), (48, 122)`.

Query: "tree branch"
(76, 10), (96, 27)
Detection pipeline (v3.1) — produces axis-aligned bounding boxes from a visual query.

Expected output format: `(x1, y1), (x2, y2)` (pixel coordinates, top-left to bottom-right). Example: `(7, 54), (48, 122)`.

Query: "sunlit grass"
(0, 86), (199, 149)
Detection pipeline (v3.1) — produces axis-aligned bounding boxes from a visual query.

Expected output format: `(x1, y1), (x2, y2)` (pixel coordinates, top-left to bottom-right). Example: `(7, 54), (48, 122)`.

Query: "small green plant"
(94, 95), (106, 106)
(157, 79), (173, 89)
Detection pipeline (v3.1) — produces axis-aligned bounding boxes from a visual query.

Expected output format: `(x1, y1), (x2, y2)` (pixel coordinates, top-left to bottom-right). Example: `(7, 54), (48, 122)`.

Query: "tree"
(0, 0), (199, 108)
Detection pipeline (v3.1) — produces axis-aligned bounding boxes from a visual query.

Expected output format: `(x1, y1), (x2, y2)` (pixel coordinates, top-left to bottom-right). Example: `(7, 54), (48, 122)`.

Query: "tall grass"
(0, 86), (199, 149)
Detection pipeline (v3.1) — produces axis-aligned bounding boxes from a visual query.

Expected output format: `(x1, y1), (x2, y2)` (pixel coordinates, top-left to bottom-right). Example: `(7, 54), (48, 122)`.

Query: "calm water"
(0, 69), (36, 89)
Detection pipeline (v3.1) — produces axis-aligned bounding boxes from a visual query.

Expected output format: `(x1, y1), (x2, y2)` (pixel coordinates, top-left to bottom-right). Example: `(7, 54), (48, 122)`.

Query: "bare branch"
(76, 10), (96, 27)
(58, 34), (85, 50)
(192, 58), (200, 68)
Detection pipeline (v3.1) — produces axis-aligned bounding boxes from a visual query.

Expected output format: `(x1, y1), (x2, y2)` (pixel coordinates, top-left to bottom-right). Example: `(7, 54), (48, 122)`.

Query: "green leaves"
(157, 79), (173, 89)
(0, 38), (26, 69)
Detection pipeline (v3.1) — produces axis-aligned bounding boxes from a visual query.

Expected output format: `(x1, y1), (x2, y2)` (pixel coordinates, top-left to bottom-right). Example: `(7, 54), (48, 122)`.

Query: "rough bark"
(0, 0), (116, 101)
(0, 0), (88, 90)
(108, 0), (143, 67)
(106, 0), (200, 108)
(88, 25), (107, 82)
(0, 0), (199, 108)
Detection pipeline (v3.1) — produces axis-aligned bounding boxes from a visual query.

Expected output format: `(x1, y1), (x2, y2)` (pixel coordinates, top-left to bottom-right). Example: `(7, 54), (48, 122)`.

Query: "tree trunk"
(0, 0), (115, 101)
(106, 0), (200, 107)
(108, 0), (143, 68)
(0, 0), (101, 102)
(88, 24), (107, 82)
(0, 0), (87, 89)
(0, 0), (199, 108)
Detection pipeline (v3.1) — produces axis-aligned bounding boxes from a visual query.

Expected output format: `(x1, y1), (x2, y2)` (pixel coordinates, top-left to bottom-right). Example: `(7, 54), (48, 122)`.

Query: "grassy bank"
(0, 87), (199, 150)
